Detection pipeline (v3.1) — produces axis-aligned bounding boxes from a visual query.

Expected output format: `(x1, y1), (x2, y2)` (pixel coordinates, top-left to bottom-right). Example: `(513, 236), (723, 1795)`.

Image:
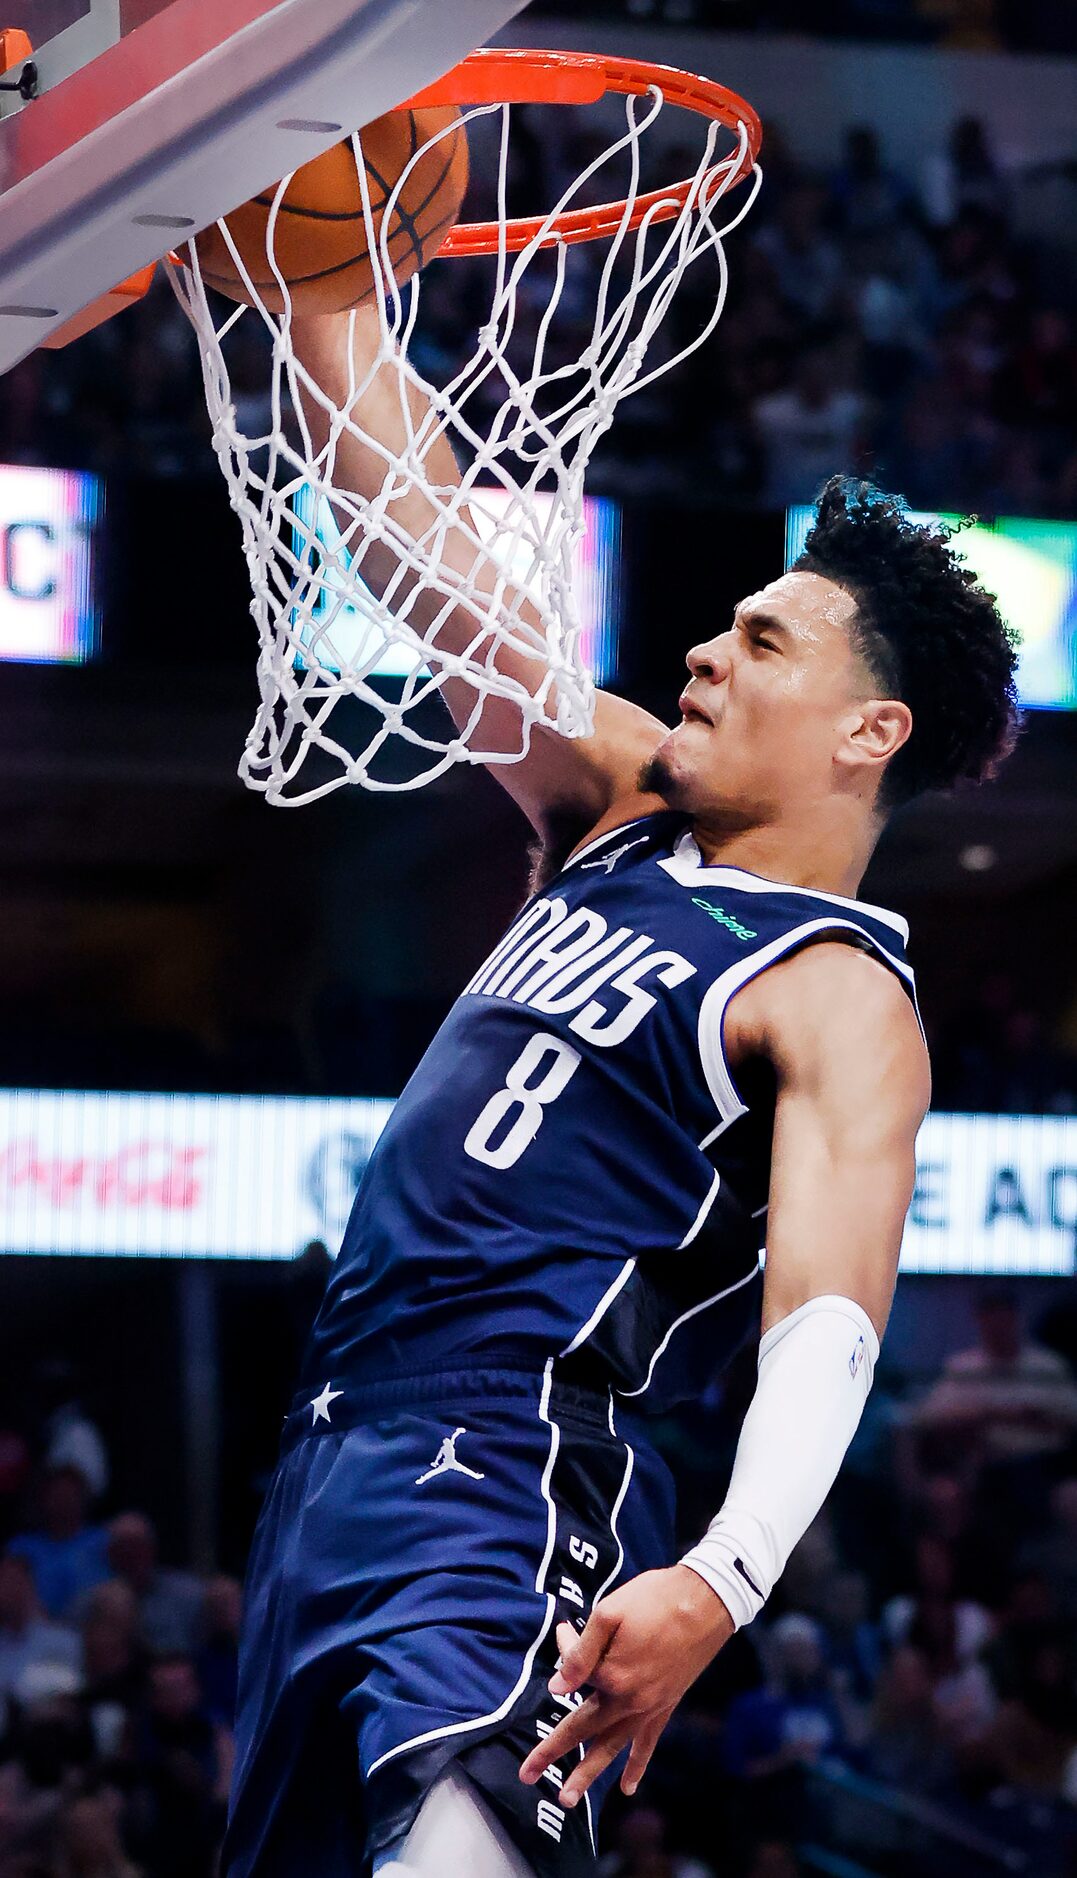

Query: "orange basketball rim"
(34, 46), (761, 345)
(402, 48), (763, 257)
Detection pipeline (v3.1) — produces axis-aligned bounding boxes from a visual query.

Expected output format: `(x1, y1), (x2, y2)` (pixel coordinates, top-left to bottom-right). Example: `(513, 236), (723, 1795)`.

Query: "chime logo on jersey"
(691, 897), (758, 942)
(463, 894), (696, 1048)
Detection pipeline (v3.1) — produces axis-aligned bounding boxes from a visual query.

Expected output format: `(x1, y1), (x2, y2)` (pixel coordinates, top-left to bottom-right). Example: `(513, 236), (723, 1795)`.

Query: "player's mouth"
(678, 689), (713, 726)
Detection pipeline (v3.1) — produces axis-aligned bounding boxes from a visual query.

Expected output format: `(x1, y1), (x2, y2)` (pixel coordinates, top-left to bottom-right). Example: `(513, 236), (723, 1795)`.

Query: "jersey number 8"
(464, 1033), (582, 1171)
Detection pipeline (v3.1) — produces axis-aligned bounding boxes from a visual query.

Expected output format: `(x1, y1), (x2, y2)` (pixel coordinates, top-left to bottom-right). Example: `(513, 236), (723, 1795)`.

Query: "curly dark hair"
(793, 476), (1021, 809)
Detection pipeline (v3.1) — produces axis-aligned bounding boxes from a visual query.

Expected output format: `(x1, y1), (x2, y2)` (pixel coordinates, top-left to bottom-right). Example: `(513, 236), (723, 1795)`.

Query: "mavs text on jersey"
(224, 811), (918, 1878)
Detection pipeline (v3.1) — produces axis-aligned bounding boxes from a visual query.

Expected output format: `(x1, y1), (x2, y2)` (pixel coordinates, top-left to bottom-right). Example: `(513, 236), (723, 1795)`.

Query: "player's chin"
(639, 722), (708, 806)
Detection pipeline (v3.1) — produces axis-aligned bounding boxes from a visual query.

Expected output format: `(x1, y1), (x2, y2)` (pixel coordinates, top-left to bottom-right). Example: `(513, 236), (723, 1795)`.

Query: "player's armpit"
(728, 940), (931, 1336)
(288, 308), (670, 833)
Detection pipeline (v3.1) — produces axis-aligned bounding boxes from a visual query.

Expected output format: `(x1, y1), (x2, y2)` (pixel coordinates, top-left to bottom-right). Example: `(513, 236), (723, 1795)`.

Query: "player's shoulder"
(764, 935), (914, 1005)
(750, 936), (924, 1041)
(729, 936), (930, 1099)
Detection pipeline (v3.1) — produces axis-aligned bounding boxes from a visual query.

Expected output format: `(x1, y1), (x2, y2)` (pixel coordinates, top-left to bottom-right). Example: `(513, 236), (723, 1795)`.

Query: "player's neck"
(689, 801), (880, 900)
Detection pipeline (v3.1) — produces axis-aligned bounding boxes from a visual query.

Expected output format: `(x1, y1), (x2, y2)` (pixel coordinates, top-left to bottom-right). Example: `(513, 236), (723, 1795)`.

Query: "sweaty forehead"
(739, 570), (859, 639)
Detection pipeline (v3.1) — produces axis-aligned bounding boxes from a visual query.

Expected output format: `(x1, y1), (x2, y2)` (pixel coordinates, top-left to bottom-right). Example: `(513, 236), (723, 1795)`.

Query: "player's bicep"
(748, 946), (930, 1337)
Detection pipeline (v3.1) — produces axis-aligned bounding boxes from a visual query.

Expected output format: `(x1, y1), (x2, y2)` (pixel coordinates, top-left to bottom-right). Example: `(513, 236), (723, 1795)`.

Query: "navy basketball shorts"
(223, 1362), (677, 1878)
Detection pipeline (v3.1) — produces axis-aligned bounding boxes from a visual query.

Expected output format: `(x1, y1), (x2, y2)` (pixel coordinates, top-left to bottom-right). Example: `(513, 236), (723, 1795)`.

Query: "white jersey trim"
(616, 1262), (762, 1401)
(366, 1360), (561, 1778)
(578, 1392), (636, 1856)
(594, 1394), (635, 1609)
(559, 1258), (638, 1358)
(678, 1167), (722, 1249)
(696, 915), (921, 1128)
(558, 1164), (722, 1366)
(660, 831), (911, 943)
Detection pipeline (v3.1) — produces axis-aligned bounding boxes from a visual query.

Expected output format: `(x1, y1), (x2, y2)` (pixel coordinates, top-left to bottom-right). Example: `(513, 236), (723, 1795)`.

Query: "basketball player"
(222, 308), (1019, 1878)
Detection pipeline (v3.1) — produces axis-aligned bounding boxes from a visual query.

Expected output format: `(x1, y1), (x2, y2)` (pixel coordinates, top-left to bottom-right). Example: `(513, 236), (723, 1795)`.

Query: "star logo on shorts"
(310, 1382), (343, 1426)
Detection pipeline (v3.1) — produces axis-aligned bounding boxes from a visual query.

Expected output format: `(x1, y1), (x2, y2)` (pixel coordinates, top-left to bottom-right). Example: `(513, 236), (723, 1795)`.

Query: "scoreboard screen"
(0, 464), (103, 664)
(292, 484), (623, 685)
(786, 506), (1077, 712)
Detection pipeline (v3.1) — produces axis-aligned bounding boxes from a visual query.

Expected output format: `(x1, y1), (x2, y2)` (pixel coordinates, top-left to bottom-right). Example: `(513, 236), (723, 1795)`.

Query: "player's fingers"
(559, 1725), (632, 1809)
(620, 1708), (672, 1797)
(519, 1693), (605, 1784)
(549, 1604), (618, 1695)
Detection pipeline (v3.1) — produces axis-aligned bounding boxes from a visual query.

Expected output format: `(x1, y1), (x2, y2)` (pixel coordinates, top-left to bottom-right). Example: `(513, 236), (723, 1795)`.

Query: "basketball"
(192, 105), (469, 315)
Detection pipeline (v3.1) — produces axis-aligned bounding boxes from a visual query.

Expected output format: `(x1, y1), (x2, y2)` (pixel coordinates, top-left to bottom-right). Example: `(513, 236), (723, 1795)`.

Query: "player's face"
(647, 571), (878, 819)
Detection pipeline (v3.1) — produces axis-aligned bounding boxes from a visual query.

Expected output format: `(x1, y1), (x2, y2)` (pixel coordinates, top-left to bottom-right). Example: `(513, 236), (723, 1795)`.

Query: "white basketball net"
(169, 84), (761, 803)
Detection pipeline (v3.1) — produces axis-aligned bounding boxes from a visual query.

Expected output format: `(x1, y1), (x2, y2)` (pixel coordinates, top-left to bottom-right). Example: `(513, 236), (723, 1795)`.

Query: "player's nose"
(685, 634), (733, 683)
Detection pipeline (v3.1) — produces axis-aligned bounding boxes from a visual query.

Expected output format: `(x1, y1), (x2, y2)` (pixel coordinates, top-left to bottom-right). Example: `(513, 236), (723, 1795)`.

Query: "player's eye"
(749, 628), (779, 652)
(737, 618), (778, 653)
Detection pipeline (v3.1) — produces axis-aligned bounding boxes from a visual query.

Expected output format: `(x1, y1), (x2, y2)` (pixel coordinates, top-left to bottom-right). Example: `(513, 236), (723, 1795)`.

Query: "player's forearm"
(289, 307), (569, 767)
(289, 310), (472, 602)
(680, 1294), (879, 1628)
(287, 311), (667, 815)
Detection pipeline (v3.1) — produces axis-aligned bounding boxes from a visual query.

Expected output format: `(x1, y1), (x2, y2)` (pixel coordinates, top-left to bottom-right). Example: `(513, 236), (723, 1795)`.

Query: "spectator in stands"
(196, 1575), (241, 1727)
(128, 1656), (231, 1878)
(863, 1643), (960, 1793)
(975, 1632), (1077, 1799)
(829, 125), (913, 237)
(998, 306), (1077, 443)
(8, 1466), (109, 1621)
(876, 375), (970, 507)
(0, 1667), (94, 1877)
(813, 1569), (883, 1735)
(751, 339), (868, 505)
(723, 1614), (847, 1784)
(103, 1516), (204, 1658)
(1016, 1477), (1077, 1622)
(981, 1569), (1061, 1700)
(54, 1787), (143, 1878)
(752, 182), (844, 323)
(882, 1534), (993, 1661)
(922, 115), (1009, 227)
(881, 1535), (997, 1742)
(596, 1803), (716, 1877)
(909, 1289), (1077, 1484)
(36, 1363), (110, 1505)
(0, 1552), (81, 1705)
(79, 1581), (146, 1762)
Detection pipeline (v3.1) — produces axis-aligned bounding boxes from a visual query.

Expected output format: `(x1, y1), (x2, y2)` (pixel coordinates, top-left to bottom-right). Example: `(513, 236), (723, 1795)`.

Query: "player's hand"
(518, 1564), (733, 1809)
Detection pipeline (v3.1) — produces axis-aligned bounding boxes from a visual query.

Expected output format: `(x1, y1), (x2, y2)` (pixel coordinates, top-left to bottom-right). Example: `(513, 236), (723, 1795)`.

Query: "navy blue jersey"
(306, 812), (918, 1413)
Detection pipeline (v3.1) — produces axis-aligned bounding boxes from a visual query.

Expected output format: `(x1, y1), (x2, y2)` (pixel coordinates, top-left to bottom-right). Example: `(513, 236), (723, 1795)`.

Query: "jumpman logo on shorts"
(415, 1427), (486, 1486)
(580, 835), (649, 874)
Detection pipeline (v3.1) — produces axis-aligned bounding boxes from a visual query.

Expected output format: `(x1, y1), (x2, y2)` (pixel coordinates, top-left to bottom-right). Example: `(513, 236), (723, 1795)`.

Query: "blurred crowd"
(531, 109), (1077, 518)
(0, 1286), (1075, 1876)
(0, 1489), (238, 1878)
(536, 0), (1077, 57)
(4, 109), (1077, 525)
(928, 970), (1077, 1115)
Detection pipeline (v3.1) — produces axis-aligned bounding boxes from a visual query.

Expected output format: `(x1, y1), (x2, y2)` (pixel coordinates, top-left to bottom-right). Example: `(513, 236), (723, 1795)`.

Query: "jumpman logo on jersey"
(580, 835), (649, 874)
(415, 1427), (486, 1486)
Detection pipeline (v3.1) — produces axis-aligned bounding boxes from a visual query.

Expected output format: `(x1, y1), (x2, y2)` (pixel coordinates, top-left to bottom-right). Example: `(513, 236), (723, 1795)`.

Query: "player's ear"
(836, 699), (913, 778)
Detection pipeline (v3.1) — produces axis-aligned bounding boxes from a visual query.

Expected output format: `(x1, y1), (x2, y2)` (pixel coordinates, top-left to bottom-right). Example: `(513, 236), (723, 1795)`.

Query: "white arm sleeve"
(678, 1294), (880, 1629)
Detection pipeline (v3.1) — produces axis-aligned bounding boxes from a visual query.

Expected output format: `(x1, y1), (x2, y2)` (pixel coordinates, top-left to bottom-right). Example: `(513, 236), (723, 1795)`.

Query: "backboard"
(0, 0), (528, 374)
